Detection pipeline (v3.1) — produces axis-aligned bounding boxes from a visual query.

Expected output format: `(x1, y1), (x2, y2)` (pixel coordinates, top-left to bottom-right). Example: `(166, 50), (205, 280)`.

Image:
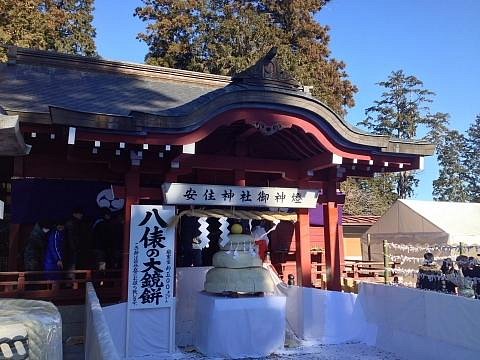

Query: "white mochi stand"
(194, 292), (286, 358)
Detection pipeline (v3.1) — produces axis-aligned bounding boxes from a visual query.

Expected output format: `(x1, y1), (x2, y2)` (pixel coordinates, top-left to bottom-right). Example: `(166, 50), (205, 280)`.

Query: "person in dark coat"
(440, 258), (456, 294)
(468, 257), (480, 299)
(92, 208), (115, 269)
(44, 220), (66, 279)
(24, 220), (52, 271)
(65, 207), (89, 270)
(416, 252), (442, 291)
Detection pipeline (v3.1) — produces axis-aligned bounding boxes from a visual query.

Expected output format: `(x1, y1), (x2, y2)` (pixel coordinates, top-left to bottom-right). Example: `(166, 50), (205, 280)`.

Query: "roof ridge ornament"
(232, 47), (301, 90)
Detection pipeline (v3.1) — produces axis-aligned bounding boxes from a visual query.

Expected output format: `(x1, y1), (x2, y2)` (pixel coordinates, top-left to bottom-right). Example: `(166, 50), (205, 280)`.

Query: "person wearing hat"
(416, 252), (442, 291)
(448, 255), (476, 298)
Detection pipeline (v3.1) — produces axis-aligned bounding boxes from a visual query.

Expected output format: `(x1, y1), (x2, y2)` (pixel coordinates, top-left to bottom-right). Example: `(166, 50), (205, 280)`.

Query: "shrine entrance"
(0, 47), (433, 303)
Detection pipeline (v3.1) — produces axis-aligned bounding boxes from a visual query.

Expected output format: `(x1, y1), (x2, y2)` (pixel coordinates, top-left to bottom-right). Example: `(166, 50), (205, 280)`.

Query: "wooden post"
(295, 208), (312, 287)
(367, 233), (372, 261)
(121, 168), (140, 301)
(234, 169), (246, 186)
(7, 224), (20, 271)
(323, 201), (342, 291)
(18, 272), (25, 294)
(383, 240), (389, 284)
(8, 157), (24, 271)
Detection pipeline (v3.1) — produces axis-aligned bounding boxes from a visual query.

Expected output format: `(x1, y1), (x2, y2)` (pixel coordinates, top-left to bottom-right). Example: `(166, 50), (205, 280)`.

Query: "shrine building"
(0, 46), (434, 302)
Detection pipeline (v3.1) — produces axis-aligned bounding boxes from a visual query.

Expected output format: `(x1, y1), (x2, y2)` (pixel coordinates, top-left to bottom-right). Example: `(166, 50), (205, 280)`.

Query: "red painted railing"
(0, 269), (122, 305)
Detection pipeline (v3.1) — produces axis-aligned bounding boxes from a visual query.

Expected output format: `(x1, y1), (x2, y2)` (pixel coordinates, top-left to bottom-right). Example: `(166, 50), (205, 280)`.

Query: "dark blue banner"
(11, 179), (123, 223)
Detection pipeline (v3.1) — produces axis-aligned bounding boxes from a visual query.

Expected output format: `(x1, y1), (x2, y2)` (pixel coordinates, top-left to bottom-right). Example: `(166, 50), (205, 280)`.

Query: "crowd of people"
(23, 207), (123, 275)
(417, 252), (480, 299)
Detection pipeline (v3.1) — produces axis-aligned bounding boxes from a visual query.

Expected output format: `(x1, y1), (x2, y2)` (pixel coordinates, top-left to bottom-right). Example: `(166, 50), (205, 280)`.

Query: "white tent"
(361, 199), (480, 261)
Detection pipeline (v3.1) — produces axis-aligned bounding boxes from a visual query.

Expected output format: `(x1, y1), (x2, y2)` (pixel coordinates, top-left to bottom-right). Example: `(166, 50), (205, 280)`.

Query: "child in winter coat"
(44, 221), (66, 279)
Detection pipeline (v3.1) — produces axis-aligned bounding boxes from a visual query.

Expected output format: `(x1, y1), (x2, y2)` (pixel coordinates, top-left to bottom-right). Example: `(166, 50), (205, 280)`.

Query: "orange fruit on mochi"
(231, 223), (243, 234)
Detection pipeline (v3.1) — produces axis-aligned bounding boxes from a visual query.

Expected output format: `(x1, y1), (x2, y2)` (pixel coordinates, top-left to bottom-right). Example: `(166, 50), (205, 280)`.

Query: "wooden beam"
(175, 154), (300, 181)
(113, 186), (163, 200)
(299, 152), (340, 175)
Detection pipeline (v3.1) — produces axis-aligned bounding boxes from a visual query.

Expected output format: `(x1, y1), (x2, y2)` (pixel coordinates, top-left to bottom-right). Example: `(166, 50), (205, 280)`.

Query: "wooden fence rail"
(0, 269), (122, 304)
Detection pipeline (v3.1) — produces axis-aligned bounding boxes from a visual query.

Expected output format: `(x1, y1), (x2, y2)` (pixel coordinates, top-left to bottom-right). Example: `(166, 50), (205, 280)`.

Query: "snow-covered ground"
(168, 342), (404, 360)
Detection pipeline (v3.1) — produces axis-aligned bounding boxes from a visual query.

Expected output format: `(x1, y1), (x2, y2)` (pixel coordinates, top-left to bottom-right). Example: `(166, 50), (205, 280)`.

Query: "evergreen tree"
(433, 129), (468, 201)
(464, 115), (480, 201)
(341, 176), (397, 216)
(0, 0), (96, 58)
(357, 70), (444, 199)
(134, 0), (356, 115)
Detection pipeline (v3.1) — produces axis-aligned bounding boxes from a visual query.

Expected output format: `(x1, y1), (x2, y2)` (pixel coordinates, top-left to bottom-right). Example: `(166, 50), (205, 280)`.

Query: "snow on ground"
(166, 342), (405, 360)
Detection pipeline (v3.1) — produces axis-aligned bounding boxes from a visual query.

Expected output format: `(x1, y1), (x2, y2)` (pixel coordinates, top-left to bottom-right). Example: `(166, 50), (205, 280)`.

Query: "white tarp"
(96, 268), (480, 360)
(0, 298), (62, 360)
(274, 284), (374, 345)
(358, 283), (480, 360)
(362, 200), (480, 260)
(84, 283), (120, 360)
(175, 266), (212, 347)
(194, 292), (286, 358)
(102, 303), (173, 358)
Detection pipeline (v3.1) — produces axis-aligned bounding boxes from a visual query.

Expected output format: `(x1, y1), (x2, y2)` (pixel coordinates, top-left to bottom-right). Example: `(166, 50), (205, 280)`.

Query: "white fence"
(85, 282), (120, 360)
(85, 271), (480, 360)
(358, 283), (480, 360)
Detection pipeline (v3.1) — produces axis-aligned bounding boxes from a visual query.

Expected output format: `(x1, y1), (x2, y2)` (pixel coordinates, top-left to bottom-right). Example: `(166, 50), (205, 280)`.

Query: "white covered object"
(275, 284), (373, 344)
(85, 283), (120, 360)
(362, 199), (480, 260)
(102, 303), (174, 358)
(358, 283), (480, 360)
(175, 266), (212, 347)
(0, 298), (62, 360)
(194, 292), (286, 358)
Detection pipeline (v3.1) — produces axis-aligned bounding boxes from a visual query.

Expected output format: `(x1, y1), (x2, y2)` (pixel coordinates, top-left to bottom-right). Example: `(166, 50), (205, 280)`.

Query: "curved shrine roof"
(0, 46), (434, 158)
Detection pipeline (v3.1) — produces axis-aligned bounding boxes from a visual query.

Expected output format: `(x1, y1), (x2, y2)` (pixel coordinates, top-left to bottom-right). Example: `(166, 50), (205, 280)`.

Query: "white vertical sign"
(128, 205), (175, 309)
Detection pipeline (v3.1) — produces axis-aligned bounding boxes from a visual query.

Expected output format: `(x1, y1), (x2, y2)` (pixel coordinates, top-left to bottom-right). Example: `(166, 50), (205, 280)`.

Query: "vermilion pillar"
(323, 201), (343, 291)
(295, 208), (312, 287)
(121, 167), (140, 301)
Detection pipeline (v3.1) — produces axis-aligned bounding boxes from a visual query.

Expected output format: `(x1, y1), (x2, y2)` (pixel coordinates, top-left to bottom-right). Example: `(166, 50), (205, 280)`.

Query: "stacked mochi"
(204, 224), (274, 294)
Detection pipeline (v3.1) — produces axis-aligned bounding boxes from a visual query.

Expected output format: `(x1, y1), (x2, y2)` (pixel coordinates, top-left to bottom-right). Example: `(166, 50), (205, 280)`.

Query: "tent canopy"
(361, 200), (480, 260)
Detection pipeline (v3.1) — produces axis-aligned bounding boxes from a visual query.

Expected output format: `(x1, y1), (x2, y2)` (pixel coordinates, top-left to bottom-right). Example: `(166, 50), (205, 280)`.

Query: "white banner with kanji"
(162, 183), (321, 208)
(128, 205), (175, 309)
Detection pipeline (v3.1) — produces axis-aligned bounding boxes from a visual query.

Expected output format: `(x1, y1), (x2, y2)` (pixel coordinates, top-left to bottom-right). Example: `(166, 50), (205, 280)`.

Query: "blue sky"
(93, 0), (480, 200)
